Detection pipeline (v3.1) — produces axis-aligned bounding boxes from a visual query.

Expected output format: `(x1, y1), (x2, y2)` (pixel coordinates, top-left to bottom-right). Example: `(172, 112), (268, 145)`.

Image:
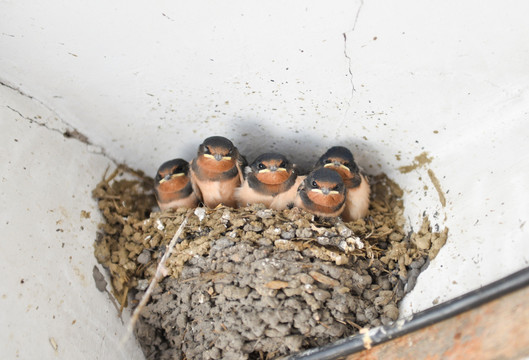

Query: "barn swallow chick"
(315, 146), (370, 221)
(190, 136), (246, 208)
(154, 159), (198, 211)
(294, 168), (346, 217)
(235, 153), (305, 210)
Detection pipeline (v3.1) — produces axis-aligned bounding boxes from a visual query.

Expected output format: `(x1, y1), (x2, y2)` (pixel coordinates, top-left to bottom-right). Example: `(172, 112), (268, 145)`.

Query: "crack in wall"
(1, 79), (118, 164)
(6, 104), (71, 138)
(1, 79), (82, 136)
(341, 0), (364, 124)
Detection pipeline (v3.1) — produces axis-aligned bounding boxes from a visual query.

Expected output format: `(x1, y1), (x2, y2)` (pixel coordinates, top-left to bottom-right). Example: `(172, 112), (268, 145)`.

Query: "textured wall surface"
(0, 85), (144, 359)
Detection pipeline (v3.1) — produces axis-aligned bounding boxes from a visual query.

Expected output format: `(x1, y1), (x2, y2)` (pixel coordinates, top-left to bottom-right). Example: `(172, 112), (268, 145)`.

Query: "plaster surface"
(0, 85), (144, 360)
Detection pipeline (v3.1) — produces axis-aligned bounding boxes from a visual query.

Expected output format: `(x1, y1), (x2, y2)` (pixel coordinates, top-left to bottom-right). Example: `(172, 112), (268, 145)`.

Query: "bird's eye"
(311, 180), (318, 188)
(324, 159), (332, 164)
(258, 163), (266, 170)
(204, 146), (211, 154)
(279, 161), (286, 168)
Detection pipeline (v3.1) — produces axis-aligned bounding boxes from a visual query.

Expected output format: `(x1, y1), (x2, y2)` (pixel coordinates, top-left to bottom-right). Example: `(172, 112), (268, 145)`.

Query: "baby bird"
(315, 146), (370, 221)
(154, 159), (198, 210)
(294, 168), (346, 217)
(189, 136), (246, 208)
(236, 152), (305, 210)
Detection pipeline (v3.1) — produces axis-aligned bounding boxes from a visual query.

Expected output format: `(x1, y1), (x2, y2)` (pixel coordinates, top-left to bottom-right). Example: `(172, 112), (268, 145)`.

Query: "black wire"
(288, 266), (529, 360)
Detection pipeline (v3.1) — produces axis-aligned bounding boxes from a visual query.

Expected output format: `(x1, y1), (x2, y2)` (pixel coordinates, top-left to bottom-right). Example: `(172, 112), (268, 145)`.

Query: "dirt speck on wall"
(93, 166), (448, 359)
(398, 152), (433, 174)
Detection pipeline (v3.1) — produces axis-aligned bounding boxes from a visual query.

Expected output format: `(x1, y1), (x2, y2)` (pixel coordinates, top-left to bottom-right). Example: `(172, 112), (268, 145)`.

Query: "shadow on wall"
(225, 119), (389, 175)
(145, 117), (396, 179)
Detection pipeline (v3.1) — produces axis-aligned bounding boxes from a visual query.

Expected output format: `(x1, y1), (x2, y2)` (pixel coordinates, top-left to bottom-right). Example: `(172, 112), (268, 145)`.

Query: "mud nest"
(93, 165), (448, 360)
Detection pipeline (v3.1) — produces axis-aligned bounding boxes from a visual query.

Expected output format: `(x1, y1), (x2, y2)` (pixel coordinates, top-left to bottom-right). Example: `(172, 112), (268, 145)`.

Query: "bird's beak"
(311, 187), (339, 195)
(324, 162), (350, 172)
(259, 166), (286, 173)
(159, 173), (184, 183)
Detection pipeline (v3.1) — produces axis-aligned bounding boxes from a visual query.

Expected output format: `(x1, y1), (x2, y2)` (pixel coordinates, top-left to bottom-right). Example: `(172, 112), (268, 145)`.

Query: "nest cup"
(2, 1), (529, 359)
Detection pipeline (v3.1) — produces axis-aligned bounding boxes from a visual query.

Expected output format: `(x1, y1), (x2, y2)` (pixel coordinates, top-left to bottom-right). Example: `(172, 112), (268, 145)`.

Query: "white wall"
(0, 85), (144, 359)
(1, 0), (529, 358)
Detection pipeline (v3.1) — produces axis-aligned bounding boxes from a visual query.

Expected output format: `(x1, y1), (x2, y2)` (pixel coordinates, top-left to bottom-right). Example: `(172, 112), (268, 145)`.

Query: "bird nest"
(93, 165), (448, 359)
